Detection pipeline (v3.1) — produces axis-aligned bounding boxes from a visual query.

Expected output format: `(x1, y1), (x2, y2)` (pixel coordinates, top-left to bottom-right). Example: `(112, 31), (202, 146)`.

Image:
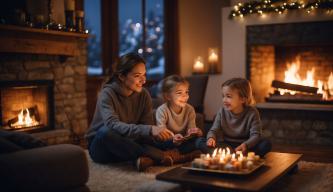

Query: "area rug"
(86, 152), (333, 192)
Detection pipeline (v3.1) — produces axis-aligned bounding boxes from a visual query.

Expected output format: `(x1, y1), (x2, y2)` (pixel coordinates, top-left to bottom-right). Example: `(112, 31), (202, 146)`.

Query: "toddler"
(200, 78), (271, 157)
(155, 75), (203, 163)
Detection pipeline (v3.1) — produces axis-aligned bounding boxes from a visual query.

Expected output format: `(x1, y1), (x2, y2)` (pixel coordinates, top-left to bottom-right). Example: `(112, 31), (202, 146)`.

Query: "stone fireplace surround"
(212, 8), (333, 146)
(0, 26), (88, 145)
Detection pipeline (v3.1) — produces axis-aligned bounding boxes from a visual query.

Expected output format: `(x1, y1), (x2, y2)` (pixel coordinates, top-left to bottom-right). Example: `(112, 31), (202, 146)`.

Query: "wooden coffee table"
(156, 152), (302, 191)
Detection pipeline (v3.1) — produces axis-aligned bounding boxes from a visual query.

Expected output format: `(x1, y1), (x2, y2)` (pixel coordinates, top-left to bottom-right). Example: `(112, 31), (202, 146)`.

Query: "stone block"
(64, 66), (75, 76)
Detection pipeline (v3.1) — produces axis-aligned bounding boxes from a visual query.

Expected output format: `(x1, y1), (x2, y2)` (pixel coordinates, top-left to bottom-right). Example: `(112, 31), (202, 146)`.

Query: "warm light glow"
(212, 148), (217, 158)
(279, 56), (333, 100)
(328, 72), (333, 96)
(11, 108), (40, 128)
(208, 48), (218, 63)
(193, 56), (205, 73)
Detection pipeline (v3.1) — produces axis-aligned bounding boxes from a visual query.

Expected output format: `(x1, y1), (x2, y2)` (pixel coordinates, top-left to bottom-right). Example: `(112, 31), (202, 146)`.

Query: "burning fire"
(11, 108), (40, 128)
(279, 57), (333, 100)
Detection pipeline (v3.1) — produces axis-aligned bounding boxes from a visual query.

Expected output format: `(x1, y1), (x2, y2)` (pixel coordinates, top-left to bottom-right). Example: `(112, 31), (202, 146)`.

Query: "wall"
(178, 0), (230, 120)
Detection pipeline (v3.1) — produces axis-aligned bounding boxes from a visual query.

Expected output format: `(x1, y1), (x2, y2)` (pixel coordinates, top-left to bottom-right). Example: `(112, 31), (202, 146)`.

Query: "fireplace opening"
(0, 80), (54, 133)
(249, 45), (333, 104)
(247, 21), (333, 105)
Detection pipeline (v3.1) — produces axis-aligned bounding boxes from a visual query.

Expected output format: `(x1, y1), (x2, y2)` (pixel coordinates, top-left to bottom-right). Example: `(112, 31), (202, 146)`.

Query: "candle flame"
(212, 149), (217, 158)
(226, 147), (230, 155)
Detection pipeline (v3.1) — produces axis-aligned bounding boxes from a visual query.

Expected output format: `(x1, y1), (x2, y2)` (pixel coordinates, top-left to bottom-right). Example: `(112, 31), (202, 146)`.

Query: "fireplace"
(247, 21), (333, 104)
(245, 21), (333, 145)
(0, 80), (54, 133)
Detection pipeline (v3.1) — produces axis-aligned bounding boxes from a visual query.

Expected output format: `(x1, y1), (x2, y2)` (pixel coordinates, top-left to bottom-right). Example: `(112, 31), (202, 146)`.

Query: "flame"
(280, 56), (333, 100)
(284, 57), (315, 87)
(328, 72), (333, 96)
(11, 108), (40, 128)
(212, 149), (217, 158)
(226, 147), (230, 155)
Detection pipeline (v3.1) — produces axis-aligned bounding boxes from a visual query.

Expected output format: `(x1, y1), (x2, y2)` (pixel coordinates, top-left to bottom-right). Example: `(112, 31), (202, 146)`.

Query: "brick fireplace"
(0, 25), (89, 145)
(220, 8), (333, 146)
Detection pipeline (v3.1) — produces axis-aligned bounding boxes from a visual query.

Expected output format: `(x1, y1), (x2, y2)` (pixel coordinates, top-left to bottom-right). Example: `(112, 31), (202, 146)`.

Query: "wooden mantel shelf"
(0, 24), (89, 56)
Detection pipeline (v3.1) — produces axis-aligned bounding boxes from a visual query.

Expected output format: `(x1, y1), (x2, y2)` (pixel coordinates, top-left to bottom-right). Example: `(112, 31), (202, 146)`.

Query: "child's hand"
(186, 128), (203, 138)
(206, 138), (216, 147)
(151, 126), (174, 141)
(173, 134), (184, 145)
(235, 143), (247, 154)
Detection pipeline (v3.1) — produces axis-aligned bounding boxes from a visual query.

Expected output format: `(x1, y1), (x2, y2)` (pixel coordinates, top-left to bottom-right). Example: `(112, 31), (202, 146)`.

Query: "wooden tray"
(182, 159), (265, 175)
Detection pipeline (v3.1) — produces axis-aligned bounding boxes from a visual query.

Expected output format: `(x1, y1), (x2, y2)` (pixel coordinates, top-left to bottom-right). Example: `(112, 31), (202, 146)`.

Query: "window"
(85, 0), (178, 79)
(119, 0), (165, 80)
(85, 0), (102, 75)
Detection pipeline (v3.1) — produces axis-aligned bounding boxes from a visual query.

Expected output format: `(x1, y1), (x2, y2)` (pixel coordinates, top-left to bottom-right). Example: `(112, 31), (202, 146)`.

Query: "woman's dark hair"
(107, 52), (146, 83)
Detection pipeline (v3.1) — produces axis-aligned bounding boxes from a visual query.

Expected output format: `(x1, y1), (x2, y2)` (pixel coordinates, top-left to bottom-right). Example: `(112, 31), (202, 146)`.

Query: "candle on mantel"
(208, 48), (219, 74)
(193, 56), (205, 74)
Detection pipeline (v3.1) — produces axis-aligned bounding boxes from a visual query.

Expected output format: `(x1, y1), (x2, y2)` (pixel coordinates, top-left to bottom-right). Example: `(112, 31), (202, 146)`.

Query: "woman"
(86, 53), (173, 171)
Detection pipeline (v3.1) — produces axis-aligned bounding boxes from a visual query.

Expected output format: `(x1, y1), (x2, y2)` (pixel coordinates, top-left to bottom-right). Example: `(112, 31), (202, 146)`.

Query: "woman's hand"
(235, 143), (247, 154)
(151, 126), (174, 141)
(206, 138), (216, 147)
(173, 134), (184, 145)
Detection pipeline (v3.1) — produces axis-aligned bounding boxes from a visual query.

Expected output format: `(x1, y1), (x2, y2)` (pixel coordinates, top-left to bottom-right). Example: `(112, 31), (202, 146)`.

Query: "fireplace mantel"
(0, 24), (89, 56)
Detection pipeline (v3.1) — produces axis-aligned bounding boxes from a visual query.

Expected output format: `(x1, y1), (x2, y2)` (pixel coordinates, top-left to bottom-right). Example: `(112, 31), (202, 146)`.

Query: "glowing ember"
(11, 108), (40, 128)
(279, 56), (333, 100)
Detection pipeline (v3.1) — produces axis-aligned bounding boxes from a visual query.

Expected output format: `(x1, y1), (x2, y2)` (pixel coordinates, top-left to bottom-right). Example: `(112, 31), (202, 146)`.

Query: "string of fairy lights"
(229, 0), (333, 19)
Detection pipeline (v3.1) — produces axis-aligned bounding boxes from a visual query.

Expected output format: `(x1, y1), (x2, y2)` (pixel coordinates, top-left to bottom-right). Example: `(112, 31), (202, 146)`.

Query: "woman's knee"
(96, 127), (121, 142)
(88, 139), (112, 164)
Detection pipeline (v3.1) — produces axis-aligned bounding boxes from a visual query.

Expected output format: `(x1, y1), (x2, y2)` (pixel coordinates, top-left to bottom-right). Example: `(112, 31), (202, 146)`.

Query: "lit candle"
(208, 48), (219, 73)
(211, 149), (219, 165)
(193, 56), (205, 74)
(208, 49), (218, 63)
(237, 153), (246, 169)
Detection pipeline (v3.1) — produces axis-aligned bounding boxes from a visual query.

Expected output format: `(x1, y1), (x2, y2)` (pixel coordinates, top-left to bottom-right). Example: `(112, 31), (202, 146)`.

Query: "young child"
(201, 77), (271, 157)
(155, 75), (203, 163)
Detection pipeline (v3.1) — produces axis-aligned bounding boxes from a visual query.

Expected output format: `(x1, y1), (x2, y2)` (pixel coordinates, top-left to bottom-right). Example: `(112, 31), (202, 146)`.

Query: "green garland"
(229, 0), (333, 19)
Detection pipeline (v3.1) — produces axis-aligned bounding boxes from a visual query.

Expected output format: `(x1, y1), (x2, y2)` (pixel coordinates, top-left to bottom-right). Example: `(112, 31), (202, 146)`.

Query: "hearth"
(0, 80), (54, 133)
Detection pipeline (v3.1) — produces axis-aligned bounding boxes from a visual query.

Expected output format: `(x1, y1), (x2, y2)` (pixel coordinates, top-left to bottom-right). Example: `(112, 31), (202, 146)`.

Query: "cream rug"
(86, 153), (333, 192)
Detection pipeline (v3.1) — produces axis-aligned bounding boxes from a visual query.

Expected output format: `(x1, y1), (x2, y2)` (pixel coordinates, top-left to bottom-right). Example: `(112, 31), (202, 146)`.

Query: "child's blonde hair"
(161, 75), (189, 99)
(222, 78), (256, 106)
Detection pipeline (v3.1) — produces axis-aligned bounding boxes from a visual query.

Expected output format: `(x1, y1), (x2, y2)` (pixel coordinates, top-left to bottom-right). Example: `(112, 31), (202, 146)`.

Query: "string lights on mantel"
(229, 0), (333, 19)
